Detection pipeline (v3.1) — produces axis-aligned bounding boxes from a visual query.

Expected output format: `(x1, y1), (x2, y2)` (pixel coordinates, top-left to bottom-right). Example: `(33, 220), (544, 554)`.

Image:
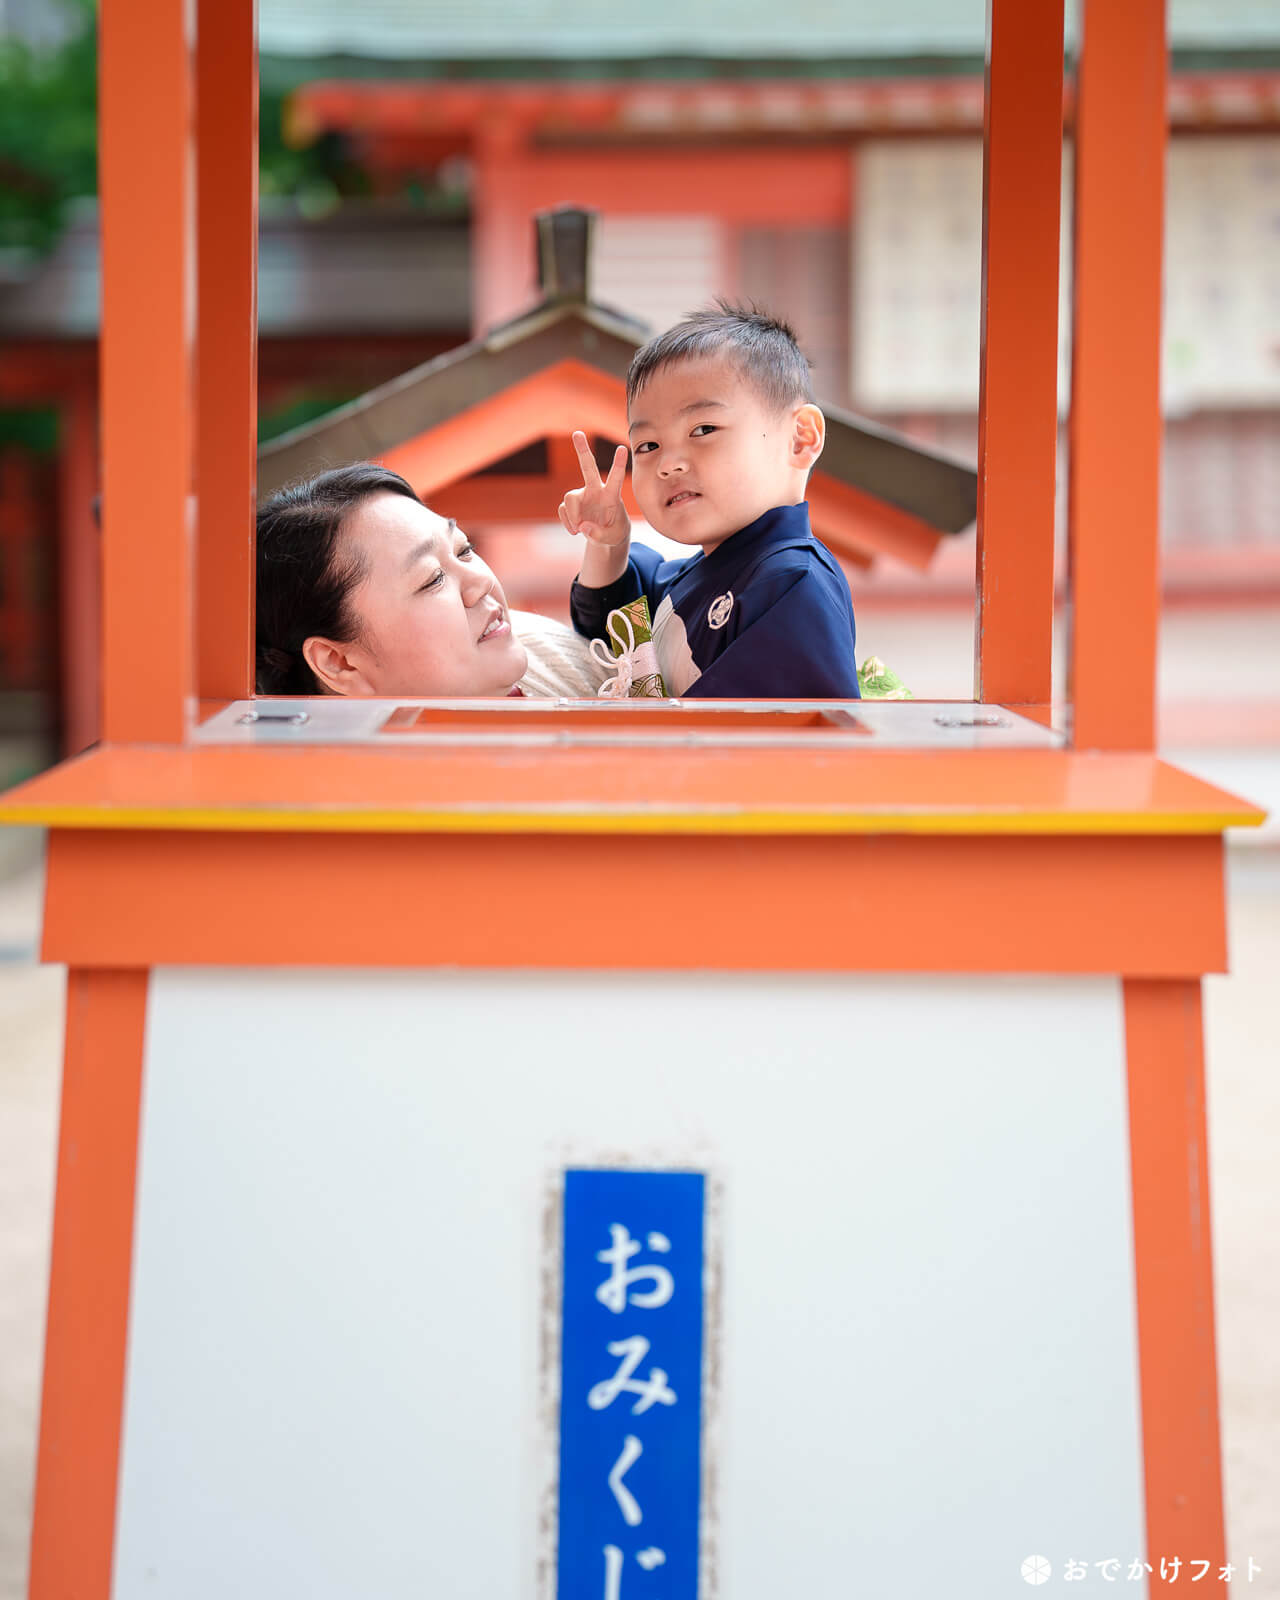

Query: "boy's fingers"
(604, 444), (628, 494)
(571, 430), (602, 488)
(557, 503), (579, 537)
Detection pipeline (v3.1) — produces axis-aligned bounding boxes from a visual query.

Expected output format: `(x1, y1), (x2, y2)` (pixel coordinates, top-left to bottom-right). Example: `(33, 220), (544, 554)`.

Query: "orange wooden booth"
(0, 2), (1267, 1597)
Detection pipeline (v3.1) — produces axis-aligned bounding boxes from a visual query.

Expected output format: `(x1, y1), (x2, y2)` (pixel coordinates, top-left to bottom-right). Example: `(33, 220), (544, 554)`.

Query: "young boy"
(561, 303), (860, 698)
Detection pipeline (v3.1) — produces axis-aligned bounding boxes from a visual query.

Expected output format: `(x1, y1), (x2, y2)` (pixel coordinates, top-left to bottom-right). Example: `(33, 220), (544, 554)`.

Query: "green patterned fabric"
(857, 655), (913, 700)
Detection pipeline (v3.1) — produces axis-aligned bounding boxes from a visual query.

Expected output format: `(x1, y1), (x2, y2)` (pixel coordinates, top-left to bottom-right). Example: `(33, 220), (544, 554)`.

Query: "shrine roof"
(256, 0), (1280, 69)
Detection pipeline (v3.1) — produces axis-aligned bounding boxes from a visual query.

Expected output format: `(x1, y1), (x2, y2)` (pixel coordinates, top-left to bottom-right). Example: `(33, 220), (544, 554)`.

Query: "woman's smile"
(478, 607), (510, 643)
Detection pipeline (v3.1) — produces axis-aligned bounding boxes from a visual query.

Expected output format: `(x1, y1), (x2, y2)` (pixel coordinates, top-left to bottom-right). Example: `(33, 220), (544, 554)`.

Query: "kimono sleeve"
(569, 543), (667, 641)
(684, 565), (862, 699)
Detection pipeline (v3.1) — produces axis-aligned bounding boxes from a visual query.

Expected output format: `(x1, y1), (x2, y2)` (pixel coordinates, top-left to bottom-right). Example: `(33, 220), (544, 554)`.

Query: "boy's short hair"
(626, 300), (815, 415)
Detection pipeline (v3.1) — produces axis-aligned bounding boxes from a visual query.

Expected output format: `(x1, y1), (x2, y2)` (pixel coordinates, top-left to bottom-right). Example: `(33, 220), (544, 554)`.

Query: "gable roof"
(257, 0), (1280, 66)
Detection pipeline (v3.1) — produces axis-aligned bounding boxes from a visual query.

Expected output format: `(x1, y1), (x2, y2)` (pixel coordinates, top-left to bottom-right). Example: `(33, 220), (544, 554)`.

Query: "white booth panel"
(114, 969), (1145, 1599)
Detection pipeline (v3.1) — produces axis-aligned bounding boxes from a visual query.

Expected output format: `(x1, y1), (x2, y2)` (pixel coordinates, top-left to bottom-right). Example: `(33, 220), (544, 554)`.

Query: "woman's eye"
(691, 424), (718, 437)
(455, 543), (475, 561)
(417, 569), (445, 594)
(634, 441), (656, 455)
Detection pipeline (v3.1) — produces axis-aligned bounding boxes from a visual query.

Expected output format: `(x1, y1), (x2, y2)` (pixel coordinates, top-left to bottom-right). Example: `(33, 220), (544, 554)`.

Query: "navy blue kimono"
(569, 502), (860, 699)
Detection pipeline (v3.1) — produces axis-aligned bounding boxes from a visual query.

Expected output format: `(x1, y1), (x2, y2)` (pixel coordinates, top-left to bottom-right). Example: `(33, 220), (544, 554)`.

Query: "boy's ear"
(302, 635), (374, 697)
(790, 403), (826, 471)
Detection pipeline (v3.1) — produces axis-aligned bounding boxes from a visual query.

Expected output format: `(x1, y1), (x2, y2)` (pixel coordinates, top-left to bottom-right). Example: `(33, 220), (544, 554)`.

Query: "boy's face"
(627, 354), (823, 552)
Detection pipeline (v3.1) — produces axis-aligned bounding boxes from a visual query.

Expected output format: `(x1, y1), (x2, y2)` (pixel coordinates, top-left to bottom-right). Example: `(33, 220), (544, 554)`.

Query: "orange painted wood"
(807, 475), (942, 571)
(976, 0), (1064, 704)
(1124, 980), (1227, 1591)
(99, 0), (195, 742)
(1068, 0), (1167, 749)
(471, 122), (536, 332)
(382, 361), (628, 492)
(468, 141), (852, 329)
(426, 469), (912, 569)
(28, 969), (148, 1600)
(0, 743), (1263, 835)
(430, 471), (641, 525)
(196, 0), (258, 702)
(514, 147), (852, 227)
(40, 827), (1227, 975)
(57, 371), (100, 755)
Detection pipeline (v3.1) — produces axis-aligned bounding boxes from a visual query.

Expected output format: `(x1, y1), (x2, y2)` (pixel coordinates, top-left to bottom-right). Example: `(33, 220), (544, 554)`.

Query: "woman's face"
(310, 493), (528, 697)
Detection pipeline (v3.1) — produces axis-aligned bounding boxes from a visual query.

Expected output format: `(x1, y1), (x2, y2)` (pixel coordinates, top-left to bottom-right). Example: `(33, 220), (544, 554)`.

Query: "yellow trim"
(0, 804), (1264, 835)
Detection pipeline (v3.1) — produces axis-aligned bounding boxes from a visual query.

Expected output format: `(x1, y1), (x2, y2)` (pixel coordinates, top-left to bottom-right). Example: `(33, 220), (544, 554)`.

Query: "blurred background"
(0, 1), (1277, 1596)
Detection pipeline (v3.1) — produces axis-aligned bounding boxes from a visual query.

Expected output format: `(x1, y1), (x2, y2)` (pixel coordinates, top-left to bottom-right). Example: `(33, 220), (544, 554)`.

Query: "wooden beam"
(1068, 0), (1167, 749)
(1123, 979), (1227, 1590)
(57, 372), (101, 754)
(28, 969), (149, 1600)
(429, 473), (640, 525)
(975, 0), (1064, 704)
(195, 0), (258, 702)
(808, 475), (941, 572)
(99, 0), (195, 742)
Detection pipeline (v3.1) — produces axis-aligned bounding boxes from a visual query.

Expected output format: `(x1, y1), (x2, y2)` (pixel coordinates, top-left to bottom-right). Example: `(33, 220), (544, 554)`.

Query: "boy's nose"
(657, 453), (687, 476)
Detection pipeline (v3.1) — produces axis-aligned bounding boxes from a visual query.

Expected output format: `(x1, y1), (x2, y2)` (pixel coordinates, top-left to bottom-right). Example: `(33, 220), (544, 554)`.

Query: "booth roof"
(257, 0), (1280, 63)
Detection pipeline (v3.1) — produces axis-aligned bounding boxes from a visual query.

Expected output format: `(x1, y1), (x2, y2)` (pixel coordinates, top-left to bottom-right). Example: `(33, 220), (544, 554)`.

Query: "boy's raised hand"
(558, 431), (630, 547)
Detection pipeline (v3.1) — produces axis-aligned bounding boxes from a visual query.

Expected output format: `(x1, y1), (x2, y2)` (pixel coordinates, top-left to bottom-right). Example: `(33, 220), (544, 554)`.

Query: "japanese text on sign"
(557, 1171), (705, 1600)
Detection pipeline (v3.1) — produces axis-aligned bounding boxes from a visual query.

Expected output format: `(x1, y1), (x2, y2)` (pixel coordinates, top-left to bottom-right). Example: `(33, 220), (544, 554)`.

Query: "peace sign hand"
(558, 431), (631, 549)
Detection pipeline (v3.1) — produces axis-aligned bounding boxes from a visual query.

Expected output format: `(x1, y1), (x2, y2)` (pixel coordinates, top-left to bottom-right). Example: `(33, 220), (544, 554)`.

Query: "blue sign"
(557, 1169), (706, 1600)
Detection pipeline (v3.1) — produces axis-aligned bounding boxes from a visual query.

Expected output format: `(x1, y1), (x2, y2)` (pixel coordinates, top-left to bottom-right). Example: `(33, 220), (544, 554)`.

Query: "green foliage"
(0, 409), (59, 454)
(258, 389), (360, 446)
(259, 88), (374, 217)
(0, 5), (377, 256)
(0, 0), (97, 259)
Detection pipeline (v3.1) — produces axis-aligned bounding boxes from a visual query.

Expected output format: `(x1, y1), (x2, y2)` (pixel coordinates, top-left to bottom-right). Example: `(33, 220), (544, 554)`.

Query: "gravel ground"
(0, 850), (1275, 1599)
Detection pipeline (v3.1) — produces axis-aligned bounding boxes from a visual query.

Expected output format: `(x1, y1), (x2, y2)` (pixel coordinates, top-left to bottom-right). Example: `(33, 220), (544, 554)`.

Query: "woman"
(256, 463), (606, 699)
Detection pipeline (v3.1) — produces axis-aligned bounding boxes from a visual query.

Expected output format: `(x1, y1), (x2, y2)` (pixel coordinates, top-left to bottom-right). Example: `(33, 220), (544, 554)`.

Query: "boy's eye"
(633, 440), (657, 455)
(690, 424), (718, 437)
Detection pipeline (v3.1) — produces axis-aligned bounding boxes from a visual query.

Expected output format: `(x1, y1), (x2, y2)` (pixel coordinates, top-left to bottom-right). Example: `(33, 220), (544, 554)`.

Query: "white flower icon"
(1021, 1554), (1053, 1585)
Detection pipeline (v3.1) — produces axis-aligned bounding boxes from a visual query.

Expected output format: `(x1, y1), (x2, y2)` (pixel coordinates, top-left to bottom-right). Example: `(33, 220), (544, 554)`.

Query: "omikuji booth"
(0, 3), (1266, 1598)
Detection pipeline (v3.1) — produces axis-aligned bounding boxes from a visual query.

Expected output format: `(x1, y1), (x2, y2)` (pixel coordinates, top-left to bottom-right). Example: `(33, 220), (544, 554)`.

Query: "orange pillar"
(196, 0), (258, 702)
(1124, 978), (1227, 1591)
(471, 123), (538, 336)
(28, 970), (149, 1600)
(99, 0), (196, 743)
(975, 0), (1064, 705)
(1067, 0), (1167, 749)
(56, 370), (101, 754)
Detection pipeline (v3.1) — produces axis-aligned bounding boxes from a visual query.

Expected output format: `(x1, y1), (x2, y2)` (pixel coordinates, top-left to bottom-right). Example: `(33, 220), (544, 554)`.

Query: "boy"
(561, 303), (860, 698)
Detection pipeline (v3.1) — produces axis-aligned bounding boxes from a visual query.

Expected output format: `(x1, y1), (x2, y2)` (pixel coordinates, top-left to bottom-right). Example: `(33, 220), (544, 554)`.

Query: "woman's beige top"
(513, 611), (609, 699)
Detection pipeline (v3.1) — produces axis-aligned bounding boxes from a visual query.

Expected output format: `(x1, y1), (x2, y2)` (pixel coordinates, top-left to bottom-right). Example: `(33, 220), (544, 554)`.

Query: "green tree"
(0, 1), (376, 258)
(0, 0), (97, 259)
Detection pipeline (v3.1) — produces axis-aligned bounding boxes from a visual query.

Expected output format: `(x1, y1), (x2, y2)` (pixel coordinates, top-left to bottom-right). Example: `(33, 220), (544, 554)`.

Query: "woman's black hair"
(255, 463), (422, 694)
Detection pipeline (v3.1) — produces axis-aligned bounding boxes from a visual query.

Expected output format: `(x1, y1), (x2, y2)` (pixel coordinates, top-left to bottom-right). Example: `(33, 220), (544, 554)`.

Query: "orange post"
(99, 0), (195, 742)
(471, 123), (537, 334)
(1124, 979), (1227, 1592)
(28, 970), (149, 1600)
(57, 370), (101, 755)
(975, 0), (1064, 705)
(196, 0), (258, 701)
(1067, 0), (1167, 749)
